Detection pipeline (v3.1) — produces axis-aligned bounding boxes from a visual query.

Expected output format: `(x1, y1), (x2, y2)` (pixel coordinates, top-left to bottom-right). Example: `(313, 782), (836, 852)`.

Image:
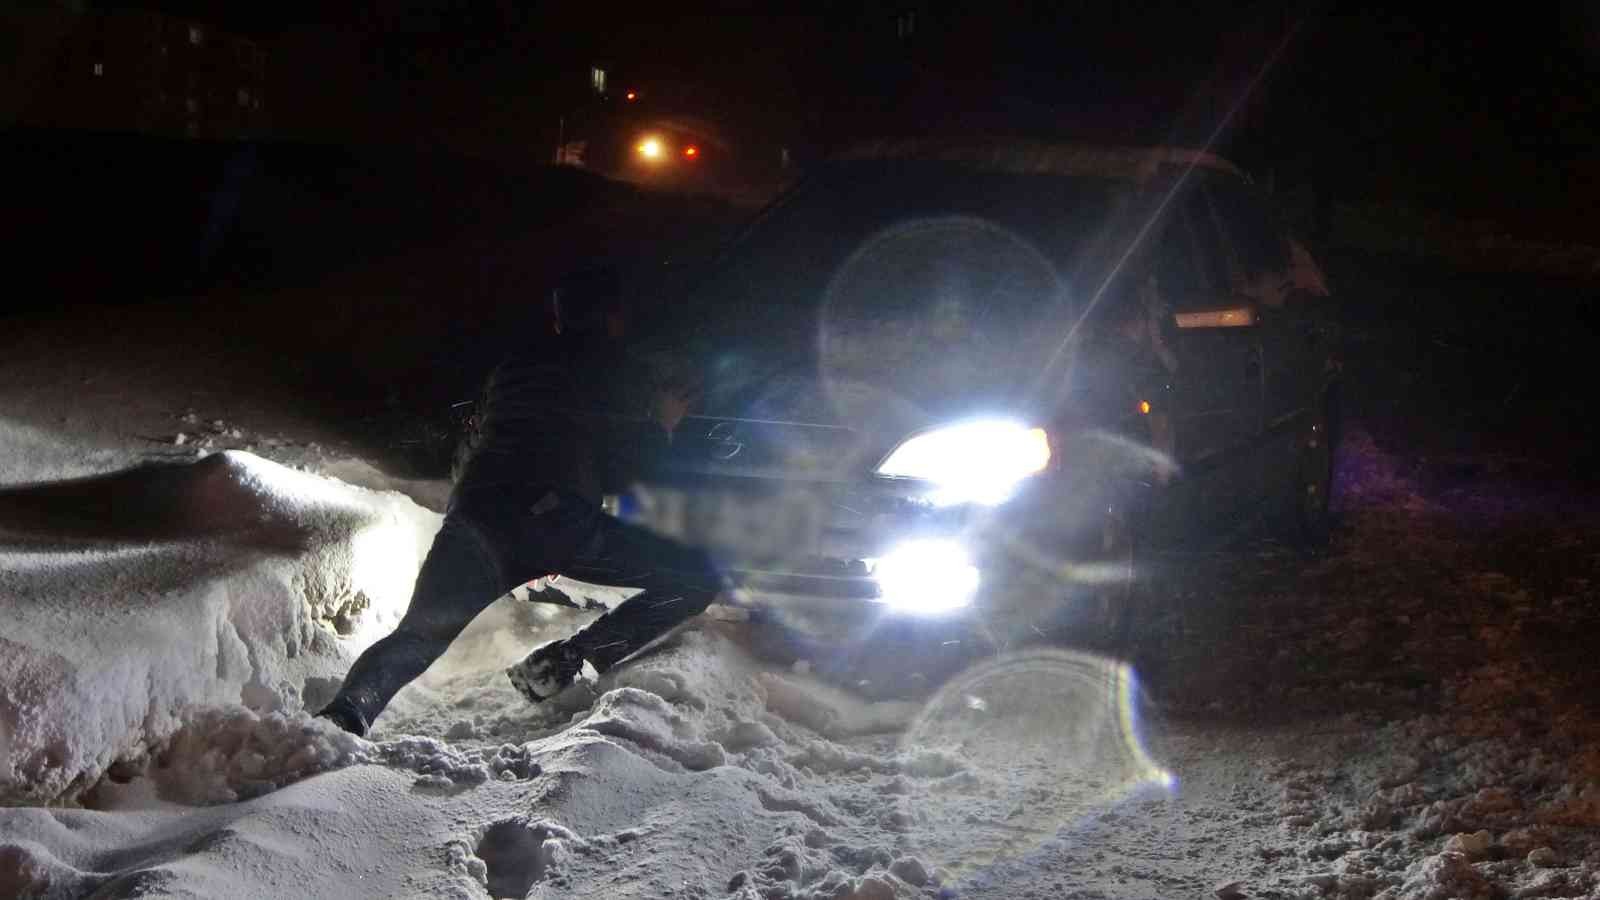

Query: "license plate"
(613, 485), (823, 561)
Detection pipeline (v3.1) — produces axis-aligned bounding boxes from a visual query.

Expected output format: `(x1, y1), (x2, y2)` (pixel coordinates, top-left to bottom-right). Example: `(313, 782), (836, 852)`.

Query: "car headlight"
(875, 418), (1051, 505)
(868, 539), (980, 614)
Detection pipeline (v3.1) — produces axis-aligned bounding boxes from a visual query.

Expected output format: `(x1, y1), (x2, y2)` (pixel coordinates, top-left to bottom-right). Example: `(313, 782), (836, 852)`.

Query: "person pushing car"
(318, 274), (726, 736)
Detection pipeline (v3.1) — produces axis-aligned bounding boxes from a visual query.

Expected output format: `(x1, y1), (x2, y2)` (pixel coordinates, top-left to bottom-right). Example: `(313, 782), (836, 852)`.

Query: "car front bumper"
(604, 467), (1112, 619)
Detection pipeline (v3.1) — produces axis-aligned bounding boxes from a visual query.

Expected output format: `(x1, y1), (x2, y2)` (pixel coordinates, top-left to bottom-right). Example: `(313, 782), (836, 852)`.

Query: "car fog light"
(868, 539), (980, 615)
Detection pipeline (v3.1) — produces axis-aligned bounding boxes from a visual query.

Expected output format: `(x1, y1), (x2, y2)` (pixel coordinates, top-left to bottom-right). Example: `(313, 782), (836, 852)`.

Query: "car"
(554, 137), (1341, 653)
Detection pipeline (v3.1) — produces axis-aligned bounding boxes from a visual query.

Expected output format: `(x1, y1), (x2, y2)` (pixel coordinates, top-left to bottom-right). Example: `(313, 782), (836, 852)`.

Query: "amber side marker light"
(1138, 400), (1152, 415)
(1174, 306), (1256, 329)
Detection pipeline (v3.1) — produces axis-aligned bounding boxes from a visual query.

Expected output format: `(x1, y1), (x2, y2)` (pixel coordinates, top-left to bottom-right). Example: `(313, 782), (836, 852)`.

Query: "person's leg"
(317, 514), (511, 735)
(506, 511), (728, 703)
(322, 476), (632, 734)
(320, 357), (604, 734)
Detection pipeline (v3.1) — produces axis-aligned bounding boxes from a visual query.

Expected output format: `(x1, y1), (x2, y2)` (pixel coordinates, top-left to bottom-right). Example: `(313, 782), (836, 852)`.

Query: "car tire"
(1292, 393), (1337, 547)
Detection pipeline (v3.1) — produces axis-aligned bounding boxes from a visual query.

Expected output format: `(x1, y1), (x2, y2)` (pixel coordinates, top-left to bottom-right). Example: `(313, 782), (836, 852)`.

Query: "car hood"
(637, 298), (1076, 422)
(615, 330), (1072, 484)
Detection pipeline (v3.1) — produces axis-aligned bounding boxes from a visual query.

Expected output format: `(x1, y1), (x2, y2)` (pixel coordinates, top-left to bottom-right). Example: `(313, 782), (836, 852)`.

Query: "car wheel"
(1293, 399), (1336, 546)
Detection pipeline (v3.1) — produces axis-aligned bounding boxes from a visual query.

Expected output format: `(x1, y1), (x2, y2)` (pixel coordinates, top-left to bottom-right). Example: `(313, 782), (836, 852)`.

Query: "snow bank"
(77, 703), (547, 810)
(0, 420), (131, 487)
(91, 708), (371, 807)
(0, 446), (1198, 899)
(0, 598), (1193, 900)
(0, 451), (441, 804)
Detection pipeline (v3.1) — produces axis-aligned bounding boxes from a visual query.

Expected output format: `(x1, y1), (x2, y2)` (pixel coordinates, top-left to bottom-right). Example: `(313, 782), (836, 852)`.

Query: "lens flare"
(894, 648), (1174, 877)
(815, 216), (1063, 430)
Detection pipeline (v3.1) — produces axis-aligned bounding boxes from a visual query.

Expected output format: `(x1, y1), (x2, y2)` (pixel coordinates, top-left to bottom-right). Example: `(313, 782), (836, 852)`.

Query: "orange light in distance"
(1138, 400), (1152, 415)
(683, 145), (699, 158)
(636, 137), (664, 159)
(625, 90), (637, 101)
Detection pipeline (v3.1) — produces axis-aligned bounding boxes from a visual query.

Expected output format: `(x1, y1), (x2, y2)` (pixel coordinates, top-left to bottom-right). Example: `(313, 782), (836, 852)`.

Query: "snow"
(2, 441), (999, 896)
(0, 450), (440, 805)
(0, 460), (1158, 900)
(3, 409), (1600, 899)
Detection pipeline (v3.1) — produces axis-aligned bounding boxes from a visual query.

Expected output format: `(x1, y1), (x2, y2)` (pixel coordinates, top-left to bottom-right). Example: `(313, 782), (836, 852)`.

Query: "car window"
(626, 163), (1141, 406)
(684, 163), (1127, 313)
(638, 163), (1133, 353)
(1170, 188), (1230, 298)
(1149, 207), (1201, 296)
(1203, 182), (1290, 290)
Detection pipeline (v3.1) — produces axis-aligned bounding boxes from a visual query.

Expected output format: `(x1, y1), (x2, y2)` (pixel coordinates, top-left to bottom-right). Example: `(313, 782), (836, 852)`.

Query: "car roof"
(831, 137), (1250, 185)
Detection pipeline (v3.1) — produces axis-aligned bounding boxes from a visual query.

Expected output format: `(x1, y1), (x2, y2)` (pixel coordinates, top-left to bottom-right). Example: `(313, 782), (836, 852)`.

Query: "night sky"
(84, 1), (1600, 235)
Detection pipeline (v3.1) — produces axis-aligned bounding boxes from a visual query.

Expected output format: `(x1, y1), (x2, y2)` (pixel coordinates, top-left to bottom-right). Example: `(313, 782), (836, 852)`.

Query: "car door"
(1202, 181), (1323, 439)
(1148, 182), (1266, 524)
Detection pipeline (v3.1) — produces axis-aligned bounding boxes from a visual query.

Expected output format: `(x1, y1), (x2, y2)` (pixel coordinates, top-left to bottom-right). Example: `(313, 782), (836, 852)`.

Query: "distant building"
(16, 8), (266, 139)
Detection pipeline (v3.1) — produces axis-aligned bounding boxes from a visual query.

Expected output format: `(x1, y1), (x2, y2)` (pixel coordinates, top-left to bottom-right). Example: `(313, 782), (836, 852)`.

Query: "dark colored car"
(568, 139), (1341, 648)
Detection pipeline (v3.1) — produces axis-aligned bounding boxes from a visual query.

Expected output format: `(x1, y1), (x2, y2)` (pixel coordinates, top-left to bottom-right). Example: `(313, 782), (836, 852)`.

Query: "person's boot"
(507, 638), (587, 703)
(505, 579), (727, 705)
(504, 495), (730, 705)
(316, 695), (370, 737)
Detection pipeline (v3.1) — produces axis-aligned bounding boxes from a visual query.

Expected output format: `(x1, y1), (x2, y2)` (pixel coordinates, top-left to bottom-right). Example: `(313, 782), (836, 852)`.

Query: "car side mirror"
(548, 265), (623, 337)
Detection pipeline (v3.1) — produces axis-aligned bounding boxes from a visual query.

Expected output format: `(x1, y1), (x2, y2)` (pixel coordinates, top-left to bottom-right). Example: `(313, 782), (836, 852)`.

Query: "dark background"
(3, 1), (1596, 481)
(8, 1), (1598, 231)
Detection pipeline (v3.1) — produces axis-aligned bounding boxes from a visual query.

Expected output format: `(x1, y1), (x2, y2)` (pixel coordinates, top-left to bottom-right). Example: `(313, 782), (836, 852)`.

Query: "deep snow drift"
(1, 450), (441, 805)
(0, 448), (1174, 898)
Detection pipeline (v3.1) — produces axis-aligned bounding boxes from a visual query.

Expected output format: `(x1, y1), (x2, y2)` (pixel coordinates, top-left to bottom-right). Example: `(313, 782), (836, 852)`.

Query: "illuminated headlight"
(876, 419), (1051, 505)
(868, 539), (979, 614)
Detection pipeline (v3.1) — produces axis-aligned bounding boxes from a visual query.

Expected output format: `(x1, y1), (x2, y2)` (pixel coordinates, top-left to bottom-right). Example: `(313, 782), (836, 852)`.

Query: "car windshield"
(689, 160), (1131, 321)
(629, 161), (1142, 409)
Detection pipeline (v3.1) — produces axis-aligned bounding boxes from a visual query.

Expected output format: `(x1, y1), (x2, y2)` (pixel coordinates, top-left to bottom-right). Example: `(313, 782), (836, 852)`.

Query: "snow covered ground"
(4, 421), (1599, 899)
(0, 433), (1175, 898)
(0, 446), (440, 807)
(3, 287), (1600, 899)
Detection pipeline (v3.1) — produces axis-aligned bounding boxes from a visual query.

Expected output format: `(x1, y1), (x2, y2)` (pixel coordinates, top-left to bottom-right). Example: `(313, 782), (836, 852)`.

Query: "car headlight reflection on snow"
(875, 419), (1050, 506)
(868, 539), (980, 614)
